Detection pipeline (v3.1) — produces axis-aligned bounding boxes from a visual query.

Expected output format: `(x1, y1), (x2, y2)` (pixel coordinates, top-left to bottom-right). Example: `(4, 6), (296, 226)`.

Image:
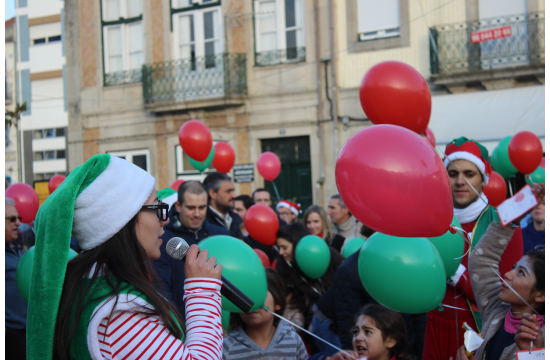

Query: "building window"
(254, 0), (305, 66)
(33, 128), (65, 139)
(102, 0), (144, 86)
(172, 2), (223, 68)
(356, 0), (400, 41)
(32, 35), (62, 45)
(33, 150), (66, 161)
(34, 173), (57, 180)
(108, 148), (150, 172)
(175, 144), (216, 181)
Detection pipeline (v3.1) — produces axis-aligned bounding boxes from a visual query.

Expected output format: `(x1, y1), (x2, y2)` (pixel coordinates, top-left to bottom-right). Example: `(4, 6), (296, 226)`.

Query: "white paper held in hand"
(516, 349), (544, 359)
(496, 185), (538, 226)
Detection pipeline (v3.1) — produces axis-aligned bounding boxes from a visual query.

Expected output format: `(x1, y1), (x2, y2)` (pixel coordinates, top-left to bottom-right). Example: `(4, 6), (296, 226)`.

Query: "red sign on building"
(471, 25), (512, 44)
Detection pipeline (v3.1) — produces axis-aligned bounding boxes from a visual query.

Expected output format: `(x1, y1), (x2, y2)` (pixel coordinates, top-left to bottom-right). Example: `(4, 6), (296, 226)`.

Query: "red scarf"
(316, 232), (324, 239)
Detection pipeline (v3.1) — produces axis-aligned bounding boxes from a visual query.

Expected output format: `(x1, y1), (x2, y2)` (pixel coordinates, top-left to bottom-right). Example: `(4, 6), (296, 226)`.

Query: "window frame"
(346, 0), (410, 53)
(107, 148), (151, 173)
(100, 0), (144, 86)
(33, 149), (66, 161)
(253, 0), (306, 66)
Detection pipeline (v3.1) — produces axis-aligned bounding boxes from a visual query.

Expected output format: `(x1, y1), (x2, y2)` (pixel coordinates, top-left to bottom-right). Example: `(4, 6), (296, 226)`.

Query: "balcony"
(104, 68), (142, 87)
(255, 47), (306, 67)
(142, 53), (247, 112)
(429, 12), (544, 82)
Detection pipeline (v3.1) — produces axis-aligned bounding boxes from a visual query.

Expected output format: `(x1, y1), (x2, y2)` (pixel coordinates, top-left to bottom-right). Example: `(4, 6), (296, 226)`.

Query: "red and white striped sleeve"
(97, 278), (223, 360)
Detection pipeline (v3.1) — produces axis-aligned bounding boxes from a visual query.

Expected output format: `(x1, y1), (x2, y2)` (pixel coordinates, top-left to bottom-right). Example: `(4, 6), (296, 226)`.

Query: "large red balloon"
(48, 174), (66, 194)
(212, 142), (236, 173)
(540, 157), (545, 169)
(336, 125), (453, 237)
(257, 152), (281, 182)
(5, 183), (39, 223)
(170, 179), (185, 192)
(508, 131), (543, 174)
(254, 249), (271, 268)
(179, 120), (213, 161)
(359, 61), (432, 134)
(245, 204), (279, 245)
(483, 171), (507, 207)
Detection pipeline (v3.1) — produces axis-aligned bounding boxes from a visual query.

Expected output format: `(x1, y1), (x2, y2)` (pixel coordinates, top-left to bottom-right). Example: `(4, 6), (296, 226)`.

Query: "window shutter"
(257, 0), (277, 52)
(356, 0), (399, 34)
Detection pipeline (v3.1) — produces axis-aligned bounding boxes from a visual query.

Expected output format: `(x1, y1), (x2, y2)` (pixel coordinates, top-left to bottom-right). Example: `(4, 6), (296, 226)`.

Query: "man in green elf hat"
(422, 137), (524, 360)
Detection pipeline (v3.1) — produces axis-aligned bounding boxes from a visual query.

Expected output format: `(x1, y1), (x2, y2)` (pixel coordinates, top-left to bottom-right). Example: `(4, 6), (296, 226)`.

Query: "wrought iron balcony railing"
(104, 68), (142, 86)
(142, 53), (247, 105)
(255, 47), (306, 66)
(429, 11), (544, 75)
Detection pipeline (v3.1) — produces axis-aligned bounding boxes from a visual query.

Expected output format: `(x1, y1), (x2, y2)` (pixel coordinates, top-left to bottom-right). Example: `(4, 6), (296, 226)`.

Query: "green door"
(261, 136), (313, 217)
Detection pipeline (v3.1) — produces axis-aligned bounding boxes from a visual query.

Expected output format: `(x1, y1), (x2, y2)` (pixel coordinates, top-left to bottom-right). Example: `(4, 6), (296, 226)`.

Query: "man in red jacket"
(422, 137), (523, 360)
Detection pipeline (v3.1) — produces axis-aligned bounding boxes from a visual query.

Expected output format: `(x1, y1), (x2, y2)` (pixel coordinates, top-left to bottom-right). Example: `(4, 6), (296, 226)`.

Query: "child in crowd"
(223, 268), (309, 360)
(330, 304), (414, 360)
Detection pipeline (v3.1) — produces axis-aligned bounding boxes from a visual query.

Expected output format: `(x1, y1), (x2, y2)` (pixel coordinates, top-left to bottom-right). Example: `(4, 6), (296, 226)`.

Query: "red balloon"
(483, 172), (507, 207)
(257, 152), (281, 182)
(508, 131), (543, 174)
(212, 142), (236, 173)
(424, 128), (436, 148)
(336, 124), (453, 237)
(244, 204), (280, 245)
(179, 120), (213, 161)
(359, 61), (432, 134)
(48, 174), (66, 194)
(540, 157), (545, 169)
(271, 258), (278, 270)
(254, 249), (271, 268)
(5, 183), (39, 223)
(170, 179), (185, 192)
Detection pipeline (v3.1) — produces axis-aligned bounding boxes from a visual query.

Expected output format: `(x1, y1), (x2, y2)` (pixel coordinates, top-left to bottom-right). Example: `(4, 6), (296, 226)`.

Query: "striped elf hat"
(444, 136), (492, 183)
(26, 154), (155, 360)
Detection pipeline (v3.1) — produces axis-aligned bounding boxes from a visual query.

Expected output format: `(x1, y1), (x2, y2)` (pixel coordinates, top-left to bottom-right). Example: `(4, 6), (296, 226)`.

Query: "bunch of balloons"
(178, 121), (236, 173)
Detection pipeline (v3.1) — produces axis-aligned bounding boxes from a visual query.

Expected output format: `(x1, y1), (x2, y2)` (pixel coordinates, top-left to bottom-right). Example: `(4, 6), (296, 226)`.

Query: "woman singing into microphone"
(26, 154), (223, 360)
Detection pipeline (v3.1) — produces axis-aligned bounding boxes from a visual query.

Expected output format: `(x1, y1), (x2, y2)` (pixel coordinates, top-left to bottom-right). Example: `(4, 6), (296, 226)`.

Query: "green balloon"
(491, 147), (516, 180)
(198, 235), (267, 313)
(358, 233), (446, 314)
(494, 137), (517, 176)
(427, 216), (464, 279)
(222, 310), (231, 333)
(526, 167), (545, 186)
(16, 246), (78, 304)
(342, 237), (366, 258)
(294, 235), (331, 280)
(188, 146), (214, 172)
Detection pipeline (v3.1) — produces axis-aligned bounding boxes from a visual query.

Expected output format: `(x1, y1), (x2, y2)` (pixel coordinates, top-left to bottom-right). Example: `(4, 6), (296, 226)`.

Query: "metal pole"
(327, 0), (339, 166)
(313, 0), (325, 206)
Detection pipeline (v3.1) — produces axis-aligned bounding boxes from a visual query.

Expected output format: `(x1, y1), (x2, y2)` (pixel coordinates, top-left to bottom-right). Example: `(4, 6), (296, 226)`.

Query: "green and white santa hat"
(444, 136), (493, 183)
(26, 154), (155, 360)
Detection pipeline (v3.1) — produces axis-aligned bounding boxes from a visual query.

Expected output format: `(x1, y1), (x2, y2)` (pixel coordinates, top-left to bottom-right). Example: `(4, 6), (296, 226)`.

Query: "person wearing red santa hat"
(276, 200), (301, 224)
(422, 137), (524, 360)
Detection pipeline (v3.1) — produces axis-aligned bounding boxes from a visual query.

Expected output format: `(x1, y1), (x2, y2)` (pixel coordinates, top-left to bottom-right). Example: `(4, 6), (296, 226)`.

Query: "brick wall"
(83, 128), (99, 161)
(79, 0), (97, 88)
(235, 113), (251, 195)
(155, 121), (169, 189)
(150, 0), (165, 63)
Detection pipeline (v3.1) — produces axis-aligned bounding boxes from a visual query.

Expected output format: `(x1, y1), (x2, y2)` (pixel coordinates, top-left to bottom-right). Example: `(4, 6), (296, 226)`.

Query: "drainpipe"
(313, 0), (325, 206)
(327, 0), (339, 167)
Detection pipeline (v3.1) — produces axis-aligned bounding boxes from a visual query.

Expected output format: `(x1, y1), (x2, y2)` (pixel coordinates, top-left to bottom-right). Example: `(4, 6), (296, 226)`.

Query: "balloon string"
(440, 304), (545, 318)
(272, 181), (281, 202)
(265, 307), (356, 358)
(450, 226), (540, 316)
(509, 180), (514, 196)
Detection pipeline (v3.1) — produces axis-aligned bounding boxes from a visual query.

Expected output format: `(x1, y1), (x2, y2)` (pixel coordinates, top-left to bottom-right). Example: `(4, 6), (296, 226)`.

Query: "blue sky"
(6, 0), (16, 20)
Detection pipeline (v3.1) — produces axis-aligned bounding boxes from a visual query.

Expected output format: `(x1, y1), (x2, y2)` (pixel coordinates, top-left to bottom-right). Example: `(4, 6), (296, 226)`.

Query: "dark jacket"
(152, 206), (230, 317)
(316, 251), (427, 358)
(206, 206), (244, 240)
(328, 234), (346, 253)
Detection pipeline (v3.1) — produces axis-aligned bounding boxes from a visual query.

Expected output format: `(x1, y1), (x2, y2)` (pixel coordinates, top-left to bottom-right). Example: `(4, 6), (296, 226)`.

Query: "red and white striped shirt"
(97, 278), (223, 360)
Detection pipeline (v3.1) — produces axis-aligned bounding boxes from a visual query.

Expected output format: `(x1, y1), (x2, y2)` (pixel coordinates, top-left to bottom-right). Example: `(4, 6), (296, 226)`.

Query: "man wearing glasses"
(152, 181), (230, 317)
(5, 198), (27, 360)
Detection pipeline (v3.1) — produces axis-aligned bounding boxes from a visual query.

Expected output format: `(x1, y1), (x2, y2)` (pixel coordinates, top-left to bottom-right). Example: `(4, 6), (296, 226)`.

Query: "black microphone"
(165, 237), (255, 313)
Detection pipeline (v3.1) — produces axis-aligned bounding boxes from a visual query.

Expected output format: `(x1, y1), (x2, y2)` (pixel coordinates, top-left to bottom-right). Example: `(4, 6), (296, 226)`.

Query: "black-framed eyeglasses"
(141, 202), (169, 221)
(5, 216), (22, 223)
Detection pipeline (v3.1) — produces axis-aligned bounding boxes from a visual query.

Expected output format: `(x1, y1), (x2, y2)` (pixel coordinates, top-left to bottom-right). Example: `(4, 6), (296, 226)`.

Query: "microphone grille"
(166, 237), (189, 260)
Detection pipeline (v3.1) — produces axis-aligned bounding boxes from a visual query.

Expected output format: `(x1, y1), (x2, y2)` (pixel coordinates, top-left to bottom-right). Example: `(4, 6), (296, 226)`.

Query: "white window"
(173, 7), (223, 65)
(175, 143), (218, 174)
(172, 0), (216, 8)
(102, 0), (144, 74)
(108, 149), (150, 172)
(254, 0), (304, 63)
(356, 0), (400, 41)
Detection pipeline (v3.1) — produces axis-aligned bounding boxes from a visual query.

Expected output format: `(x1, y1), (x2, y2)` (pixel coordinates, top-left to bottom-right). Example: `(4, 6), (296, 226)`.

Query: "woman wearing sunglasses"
(26, 154), (223, 360)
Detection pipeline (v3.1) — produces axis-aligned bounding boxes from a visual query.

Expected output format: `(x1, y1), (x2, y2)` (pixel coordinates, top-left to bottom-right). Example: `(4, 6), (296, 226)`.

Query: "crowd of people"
(4, 136), (545, 360)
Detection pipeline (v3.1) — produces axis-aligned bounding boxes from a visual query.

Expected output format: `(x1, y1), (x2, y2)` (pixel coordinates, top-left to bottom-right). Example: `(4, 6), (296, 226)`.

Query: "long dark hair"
(353, 304), (413, 360)
(526, 250), (545, 315)
(275, 223), (337, 313)
(229, 268), (287, 333)
(54, 213), (184, 360)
